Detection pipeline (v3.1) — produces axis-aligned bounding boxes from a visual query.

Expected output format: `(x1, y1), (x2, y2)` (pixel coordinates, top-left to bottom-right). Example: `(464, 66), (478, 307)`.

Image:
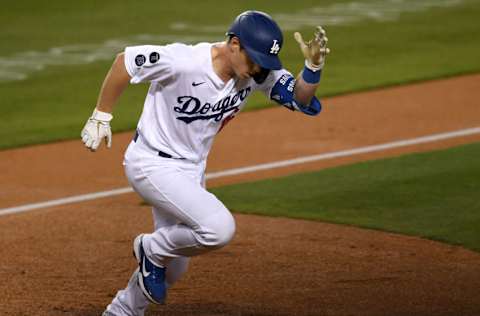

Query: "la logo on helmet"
(270, 40), (280, 55)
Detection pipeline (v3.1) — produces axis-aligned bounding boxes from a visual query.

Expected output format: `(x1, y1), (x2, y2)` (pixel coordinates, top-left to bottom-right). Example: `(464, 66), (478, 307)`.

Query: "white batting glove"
(294, 26), (331, 71)
(81, 109), (113, 151)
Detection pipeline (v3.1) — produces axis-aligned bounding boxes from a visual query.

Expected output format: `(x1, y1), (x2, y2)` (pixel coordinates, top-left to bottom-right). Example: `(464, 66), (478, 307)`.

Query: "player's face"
(241, 50), (262, 79)
(230, 39), (262, 79)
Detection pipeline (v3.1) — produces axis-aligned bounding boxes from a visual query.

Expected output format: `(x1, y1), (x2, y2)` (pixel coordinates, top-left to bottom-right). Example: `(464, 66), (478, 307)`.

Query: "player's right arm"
(81, 45), (175, 151)
(95, 53), (131, 114)
(81, 52), (131, 151)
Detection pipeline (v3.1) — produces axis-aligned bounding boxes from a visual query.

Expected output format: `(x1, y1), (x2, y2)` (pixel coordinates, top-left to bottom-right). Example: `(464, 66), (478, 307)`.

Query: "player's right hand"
(294, 26), (330, 71)
(81, 109), (113, 151)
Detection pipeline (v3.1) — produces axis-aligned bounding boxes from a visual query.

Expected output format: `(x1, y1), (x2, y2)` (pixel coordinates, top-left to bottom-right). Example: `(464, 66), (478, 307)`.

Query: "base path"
(0, 74), (479, 315)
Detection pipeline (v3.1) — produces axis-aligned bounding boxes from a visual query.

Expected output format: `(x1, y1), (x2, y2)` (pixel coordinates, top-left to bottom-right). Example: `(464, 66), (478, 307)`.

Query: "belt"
(133, 130), (182, 159)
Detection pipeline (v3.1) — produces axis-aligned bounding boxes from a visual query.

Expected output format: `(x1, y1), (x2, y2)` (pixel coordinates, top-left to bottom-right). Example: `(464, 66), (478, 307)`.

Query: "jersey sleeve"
(257, 69), (322, 116)
(256, 69), (292, 97)
(124, 45), (175, 84)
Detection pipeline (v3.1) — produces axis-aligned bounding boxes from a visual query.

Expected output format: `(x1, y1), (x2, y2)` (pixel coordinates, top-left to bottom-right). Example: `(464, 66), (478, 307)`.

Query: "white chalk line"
(1, 126), (479, 217)
(0, 188), (134, 217)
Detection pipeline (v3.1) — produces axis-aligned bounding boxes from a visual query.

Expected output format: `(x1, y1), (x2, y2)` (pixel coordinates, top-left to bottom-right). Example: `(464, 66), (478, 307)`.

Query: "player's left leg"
(104, 209), (189, 316)
(151, 207), (190, 288)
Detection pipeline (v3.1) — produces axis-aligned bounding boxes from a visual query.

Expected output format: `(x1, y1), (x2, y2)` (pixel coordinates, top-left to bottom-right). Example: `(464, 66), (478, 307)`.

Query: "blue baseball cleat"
(133, 234), (167, 304)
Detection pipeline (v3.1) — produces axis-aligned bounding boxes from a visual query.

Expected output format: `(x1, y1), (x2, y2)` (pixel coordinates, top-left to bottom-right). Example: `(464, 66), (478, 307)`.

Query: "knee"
(213, 214), (236, 248)
(196, 211), (236, 249)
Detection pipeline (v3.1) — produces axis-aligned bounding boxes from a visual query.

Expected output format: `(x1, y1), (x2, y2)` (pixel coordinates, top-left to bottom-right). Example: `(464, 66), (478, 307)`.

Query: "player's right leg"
(125, 158), (236, 267)
(103, 265), (149, 316)
(122, 156), (235, 306)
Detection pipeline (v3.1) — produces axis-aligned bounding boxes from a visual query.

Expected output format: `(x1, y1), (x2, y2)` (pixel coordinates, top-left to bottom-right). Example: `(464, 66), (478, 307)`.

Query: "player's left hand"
(294, 26), (330, 71)
(81, 109), (113, 151)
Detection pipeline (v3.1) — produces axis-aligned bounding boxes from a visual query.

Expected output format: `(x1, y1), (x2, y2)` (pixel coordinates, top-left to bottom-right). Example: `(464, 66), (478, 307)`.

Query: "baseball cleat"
(133, 234), (167, 304)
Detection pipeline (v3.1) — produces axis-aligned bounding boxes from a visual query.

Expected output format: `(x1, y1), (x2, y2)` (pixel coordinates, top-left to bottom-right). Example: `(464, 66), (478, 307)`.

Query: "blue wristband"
(302, 66), (321, 84)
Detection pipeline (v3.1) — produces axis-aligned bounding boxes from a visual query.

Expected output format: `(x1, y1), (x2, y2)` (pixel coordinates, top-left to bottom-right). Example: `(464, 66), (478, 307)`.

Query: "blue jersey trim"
(270, 74), (322, 116)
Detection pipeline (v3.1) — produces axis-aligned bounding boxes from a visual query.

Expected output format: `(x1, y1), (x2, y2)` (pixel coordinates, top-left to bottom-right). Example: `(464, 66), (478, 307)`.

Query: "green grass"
(2, 1), (479, 254)
(211, 142), (480, 252)
(1, 0), (480, 149)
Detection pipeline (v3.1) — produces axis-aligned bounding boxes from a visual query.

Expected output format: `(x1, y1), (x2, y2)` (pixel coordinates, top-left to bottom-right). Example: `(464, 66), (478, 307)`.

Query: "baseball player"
(81, 11), (329, 316)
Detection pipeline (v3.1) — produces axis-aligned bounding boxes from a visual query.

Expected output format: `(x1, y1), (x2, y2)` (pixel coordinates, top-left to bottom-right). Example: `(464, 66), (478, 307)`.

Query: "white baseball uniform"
(105, 42), (292, 316)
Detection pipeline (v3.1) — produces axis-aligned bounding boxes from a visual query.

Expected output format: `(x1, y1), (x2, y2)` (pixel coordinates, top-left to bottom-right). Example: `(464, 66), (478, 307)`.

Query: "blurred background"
(1, 0), (479, 149)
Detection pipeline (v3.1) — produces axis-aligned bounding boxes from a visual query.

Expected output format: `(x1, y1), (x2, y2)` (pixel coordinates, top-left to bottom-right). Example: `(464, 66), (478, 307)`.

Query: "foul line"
(1, 126), (479, 217)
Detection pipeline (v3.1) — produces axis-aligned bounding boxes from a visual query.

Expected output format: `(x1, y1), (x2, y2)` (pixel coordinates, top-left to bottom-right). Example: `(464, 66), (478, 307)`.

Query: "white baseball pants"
(105, 136), (236, 316)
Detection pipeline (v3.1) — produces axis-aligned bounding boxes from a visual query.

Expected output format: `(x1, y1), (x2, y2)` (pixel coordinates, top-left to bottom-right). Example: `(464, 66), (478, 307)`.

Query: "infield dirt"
(1, 74), (480, 315)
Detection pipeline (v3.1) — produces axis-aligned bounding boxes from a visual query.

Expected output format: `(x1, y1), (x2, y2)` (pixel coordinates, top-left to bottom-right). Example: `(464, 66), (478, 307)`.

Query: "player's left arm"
(268, 26), (330, 116)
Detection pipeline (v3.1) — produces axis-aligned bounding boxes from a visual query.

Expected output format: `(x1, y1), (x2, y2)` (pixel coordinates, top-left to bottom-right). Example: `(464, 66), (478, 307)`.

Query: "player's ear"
(228, 36), (241, 53)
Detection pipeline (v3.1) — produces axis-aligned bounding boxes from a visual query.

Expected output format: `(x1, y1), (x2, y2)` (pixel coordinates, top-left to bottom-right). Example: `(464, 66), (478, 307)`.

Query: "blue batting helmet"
(227, 11), (283, 70)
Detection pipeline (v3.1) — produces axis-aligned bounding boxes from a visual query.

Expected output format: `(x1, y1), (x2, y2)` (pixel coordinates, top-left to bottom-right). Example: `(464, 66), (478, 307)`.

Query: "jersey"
(124, 42), (292, 163)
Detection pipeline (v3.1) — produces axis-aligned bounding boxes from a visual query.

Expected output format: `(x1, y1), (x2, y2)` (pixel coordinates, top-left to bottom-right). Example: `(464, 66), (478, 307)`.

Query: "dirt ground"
(1, 74), (480, 316)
